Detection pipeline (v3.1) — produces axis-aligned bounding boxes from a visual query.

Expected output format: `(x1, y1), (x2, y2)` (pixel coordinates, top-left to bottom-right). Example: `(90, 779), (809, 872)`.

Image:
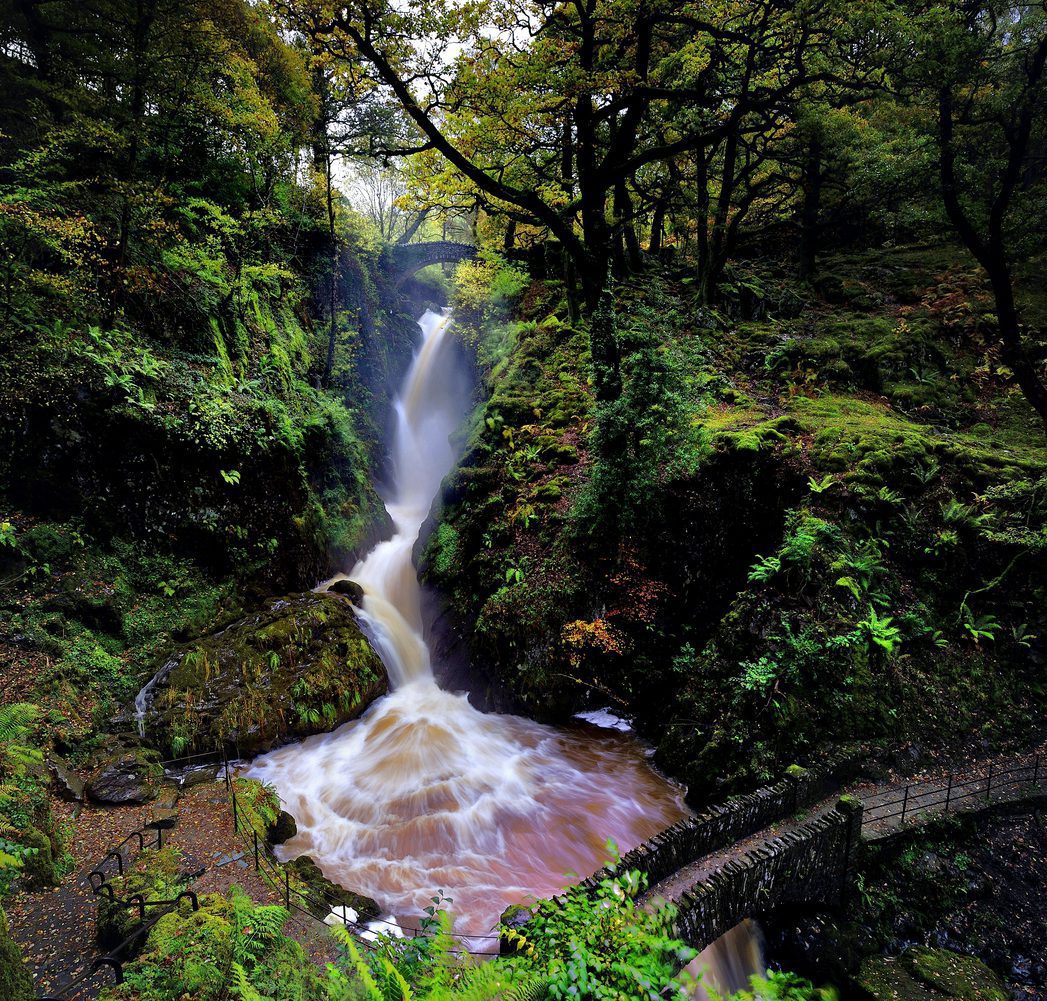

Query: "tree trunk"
(798, 136), (822, 280)
(649, 200), (665, 255)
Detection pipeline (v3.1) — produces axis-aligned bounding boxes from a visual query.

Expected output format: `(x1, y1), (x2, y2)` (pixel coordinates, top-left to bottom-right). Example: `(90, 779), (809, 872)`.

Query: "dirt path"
(7, 780), (339, 1000)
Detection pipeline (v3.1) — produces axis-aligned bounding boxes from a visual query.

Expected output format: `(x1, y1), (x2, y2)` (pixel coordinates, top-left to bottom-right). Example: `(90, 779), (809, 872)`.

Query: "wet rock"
(268, 810), (297, 846)
(139, 592), (387, 758)
(326, 579), (365, 605)
(285, 855), (379, 921)
(47, 753), (85, 801)
(177, 765), (219, 789)
(87, 748), (163, 804)
(498, 903), (534, 956)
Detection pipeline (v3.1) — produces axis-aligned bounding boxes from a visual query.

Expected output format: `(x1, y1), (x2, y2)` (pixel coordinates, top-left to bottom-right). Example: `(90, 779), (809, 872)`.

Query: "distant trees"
(281, 0), (891, 309)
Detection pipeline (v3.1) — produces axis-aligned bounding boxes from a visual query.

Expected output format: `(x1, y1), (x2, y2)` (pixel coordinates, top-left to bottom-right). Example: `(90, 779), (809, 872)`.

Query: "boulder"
(47, 754), (85, 802)
(138, 592), (387, 758)
(268, 810), (297, 846)
(855, 948), (1008, 1001)
(285, 855), (380, 921)
(326, 579), (365, 605)
(87, 748), (162, 804)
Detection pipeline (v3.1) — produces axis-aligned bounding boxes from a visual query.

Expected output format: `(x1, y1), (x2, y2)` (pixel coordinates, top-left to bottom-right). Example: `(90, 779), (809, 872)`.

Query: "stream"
(245, 308), (764, 987)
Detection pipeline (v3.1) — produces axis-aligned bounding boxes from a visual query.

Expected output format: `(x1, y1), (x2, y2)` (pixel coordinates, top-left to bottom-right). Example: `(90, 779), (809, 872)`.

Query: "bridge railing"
(862, 753), (1043, 828)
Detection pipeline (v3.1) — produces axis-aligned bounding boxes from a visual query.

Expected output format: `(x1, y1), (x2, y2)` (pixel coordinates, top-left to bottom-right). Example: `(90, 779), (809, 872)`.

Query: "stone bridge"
(568, 749), (1045, 952)
(384, 241), (477, 286)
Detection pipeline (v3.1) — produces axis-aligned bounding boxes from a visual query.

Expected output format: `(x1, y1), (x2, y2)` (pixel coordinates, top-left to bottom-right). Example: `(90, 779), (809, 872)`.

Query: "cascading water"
(247, 308), (689, 934)
(247, 308), (766, 988)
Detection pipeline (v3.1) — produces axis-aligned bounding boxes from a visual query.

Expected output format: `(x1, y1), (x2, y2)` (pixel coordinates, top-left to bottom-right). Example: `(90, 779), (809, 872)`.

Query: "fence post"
(901, 785), (909, 823)
(231, 790), (238, 831)
(944, 774), (952, 814)
(253, 830), (259, 871)
(986, 761), (993, 804)
(285, 869), (290, 907)
(158, 825), (163, 850)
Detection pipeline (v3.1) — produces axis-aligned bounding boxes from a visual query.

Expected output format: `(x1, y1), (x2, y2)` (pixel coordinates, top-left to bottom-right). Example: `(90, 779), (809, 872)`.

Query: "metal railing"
(861, 753), (1044, 828)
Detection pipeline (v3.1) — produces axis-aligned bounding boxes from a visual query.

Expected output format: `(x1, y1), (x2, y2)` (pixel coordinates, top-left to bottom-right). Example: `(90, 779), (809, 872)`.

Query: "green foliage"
(102, 887), (324, 1001)
(326, 856), (693, 1001)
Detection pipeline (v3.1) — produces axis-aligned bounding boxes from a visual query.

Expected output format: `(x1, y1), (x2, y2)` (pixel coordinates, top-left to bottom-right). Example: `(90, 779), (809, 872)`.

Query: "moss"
(96, 847), (185, 951)
(0, 907), (33, 1001)
(856, 948), (1008, 1001)
(147, 592), (387, 756)
(101, 887), (326, 1001)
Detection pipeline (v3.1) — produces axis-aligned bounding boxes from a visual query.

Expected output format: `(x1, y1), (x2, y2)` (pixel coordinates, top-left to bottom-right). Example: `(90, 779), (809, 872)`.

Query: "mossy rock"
(96, 847), (186, 953)
(855, 948), (1008, 1001)
(0, 907), (33, 1001)
(18, 826), (58, 888)
(87, 746), (164, 805)
(285, 855), (380, 921)
(141, 592), (387, 757)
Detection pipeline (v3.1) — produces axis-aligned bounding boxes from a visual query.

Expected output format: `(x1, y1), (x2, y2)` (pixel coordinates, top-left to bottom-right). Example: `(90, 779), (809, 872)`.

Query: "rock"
(855, 948), (1008, 1001)
(178, 765), (219, 789)
(146, 808), (179, 830)
(87, 749), (162, 804)
(285, 855), (380, 921)
(326, 579), (365, 605)
(0, 907), (34, 1001)
(499, 903), (534, 956)
(47, 754), (85, 801)
(139, 592), (388, 758)
(268, 810), (297, 846)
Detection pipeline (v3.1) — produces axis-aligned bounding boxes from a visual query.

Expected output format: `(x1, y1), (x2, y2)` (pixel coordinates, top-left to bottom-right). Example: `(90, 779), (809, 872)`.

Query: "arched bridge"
(385, 241), (477, 286)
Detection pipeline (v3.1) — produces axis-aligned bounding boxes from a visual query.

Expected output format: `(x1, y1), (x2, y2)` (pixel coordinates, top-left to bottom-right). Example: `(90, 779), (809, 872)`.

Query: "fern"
(230, 961), (267, 1001)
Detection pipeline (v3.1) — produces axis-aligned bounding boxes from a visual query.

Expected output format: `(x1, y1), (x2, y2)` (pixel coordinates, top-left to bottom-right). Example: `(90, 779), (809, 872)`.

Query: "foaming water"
(247, 309), (689, 934)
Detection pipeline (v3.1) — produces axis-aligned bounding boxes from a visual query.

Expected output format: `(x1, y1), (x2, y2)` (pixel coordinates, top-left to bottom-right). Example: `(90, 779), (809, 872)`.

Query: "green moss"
(96, 847), (185, 951)
(0, 907), (33, 1001)
(856, 948), (1008, 1001)
(149, 592), (387, 756)
(101, 887), (326, 1001)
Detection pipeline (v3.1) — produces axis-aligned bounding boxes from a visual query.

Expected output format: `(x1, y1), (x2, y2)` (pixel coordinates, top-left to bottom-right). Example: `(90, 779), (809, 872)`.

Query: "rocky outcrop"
(139, 592), (387, 758)
(285, 856), (380, 922)
(87, 746), (163, 804)
(856, 948), (1008, 1001)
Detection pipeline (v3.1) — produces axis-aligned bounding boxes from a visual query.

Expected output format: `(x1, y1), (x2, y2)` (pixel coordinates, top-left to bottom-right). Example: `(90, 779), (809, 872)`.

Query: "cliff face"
(421, 247), (1047, 792)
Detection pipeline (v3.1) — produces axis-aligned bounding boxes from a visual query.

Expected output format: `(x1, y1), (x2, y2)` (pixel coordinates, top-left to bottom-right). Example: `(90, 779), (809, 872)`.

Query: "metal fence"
(861, 753), (1044, 829)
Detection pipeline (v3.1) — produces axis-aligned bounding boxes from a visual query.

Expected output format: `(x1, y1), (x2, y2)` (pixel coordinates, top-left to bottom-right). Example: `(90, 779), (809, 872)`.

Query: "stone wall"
(672, 797), (864, 950)
(579, 749), (866, 892)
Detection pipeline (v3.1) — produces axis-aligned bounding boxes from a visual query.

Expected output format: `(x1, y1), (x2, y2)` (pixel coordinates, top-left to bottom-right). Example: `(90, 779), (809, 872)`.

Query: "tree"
(912, 2), (1047, 433)
(281, 0), (889, 309)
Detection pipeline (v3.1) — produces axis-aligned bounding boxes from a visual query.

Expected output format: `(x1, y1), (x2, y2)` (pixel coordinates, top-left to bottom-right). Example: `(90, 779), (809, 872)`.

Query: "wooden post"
(231, 790), (238, 831)
(901, 785), (909, 822)
(285, 869), (290, 907)
(253, 830), (259, 871)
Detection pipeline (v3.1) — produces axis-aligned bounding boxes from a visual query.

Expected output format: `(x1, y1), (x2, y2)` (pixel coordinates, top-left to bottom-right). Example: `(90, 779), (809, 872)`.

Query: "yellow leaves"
(561, 618), (626, 667)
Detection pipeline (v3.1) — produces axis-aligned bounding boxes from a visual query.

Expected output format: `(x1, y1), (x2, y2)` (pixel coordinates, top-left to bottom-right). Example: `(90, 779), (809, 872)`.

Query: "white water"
(247, 308), (688, 933)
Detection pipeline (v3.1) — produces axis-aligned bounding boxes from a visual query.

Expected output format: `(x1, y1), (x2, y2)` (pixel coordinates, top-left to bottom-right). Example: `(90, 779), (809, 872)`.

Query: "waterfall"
(246, 309), (689, 934)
